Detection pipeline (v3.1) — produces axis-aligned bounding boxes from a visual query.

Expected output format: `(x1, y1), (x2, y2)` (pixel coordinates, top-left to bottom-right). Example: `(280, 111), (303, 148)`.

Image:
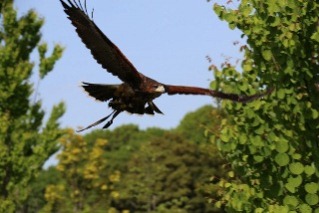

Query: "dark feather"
(148, 101), (163, 114)
(82, 82), (119, 102)
(165, 85), (273, 103)
(60, 0), (143, 87)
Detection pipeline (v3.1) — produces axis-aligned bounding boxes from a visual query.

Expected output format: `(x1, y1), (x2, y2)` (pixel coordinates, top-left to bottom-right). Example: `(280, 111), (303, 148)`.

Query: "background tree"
(175, 105), (226, 144)
(34, 106), (228, 212)
(115, 132), (224, 213)
(25, 166), (62, 213)
(84, 125), (166, 174)
(41, 130), (120, 213)
(210, 0), (319, 211)
(0, 0), (64, 211)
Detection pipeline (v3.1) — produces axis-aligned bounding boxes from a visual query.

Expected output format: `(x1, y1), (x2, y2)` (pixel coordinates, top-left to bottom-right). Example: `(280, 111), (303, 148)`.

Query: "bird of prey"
(60, 0), (272, 132)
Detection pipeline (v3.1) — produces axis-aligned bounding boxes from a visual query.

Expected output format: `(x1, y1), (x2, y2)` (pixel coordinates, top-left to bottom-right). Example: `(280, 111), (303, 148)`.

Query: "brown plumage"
(60, 0), (272, 132)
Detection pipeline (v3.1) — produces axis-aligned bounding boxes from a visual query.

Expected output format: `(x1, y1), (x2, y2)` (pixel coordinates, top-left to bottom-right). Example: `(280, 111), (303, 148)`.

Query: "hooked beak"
(155, 85), (165, 93)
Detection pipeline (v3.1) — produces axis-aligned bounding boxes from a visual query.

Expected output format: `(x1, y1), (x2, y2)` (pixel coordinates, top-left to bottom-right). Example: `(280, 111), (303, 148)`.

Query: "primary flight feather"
(60, 0), (272, 131)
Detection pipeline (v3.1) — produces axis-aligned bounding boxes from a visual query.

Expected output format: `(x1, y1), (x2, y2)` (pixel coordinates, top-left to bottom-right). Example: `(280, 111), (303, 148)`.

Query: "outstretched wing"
(164, 84), (273, 103)
(60, 0), (143, 87)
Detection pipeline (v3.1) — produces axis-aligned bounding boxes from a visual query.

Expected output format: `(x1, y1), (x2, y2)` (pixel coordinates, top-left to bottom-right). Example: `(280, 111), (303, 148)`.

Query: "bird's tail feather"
(82, 82), (119, 102)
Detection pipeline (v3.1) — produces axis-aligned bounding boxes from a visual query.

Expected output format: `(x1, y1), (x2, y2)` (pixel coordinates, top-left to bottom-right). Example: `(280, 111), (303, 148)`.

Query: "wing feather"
(81, 82), (119, 102)
(165, 85), (273, 103)
(60, 0), (143, 87)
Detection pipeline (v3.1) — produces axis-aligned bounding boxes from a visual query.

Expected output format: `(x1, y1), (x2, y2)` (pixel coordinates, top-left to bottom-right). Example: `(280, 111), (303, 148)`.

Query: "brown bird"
(60, 0), (272, 132)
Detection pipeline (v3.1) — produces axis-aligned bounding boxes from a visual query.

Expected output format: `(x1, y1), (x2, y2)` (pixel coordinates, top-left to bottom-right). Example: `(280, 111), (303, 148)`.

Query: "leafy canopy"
(0, 0), (64, 211)
(210, 0), (319, 211)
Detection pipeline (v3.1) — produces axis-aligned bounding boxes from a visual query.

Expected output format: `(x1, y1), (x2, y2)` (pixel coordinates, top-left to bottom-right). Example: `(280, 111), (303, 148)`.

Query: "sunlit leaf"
(289, 162), (304, 175)
(305, 182), (318, 194)
(275, 153), (290, 166)
(276, 141), (289, 153)
(262, 49), (272, 61)
(299, 204), (312, 213)
(285, 182), (296, 193)
(305, 194), (319, 206)
(288, 175), (302, 187)
(304, 165), (315, 176)
(283, 195), (299, 207)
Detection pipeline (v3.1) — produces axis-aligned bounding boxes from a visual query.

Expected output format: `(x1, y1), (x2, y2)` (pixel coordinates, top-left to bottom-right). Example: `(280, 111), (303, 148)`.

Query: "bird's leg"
(76, 110), (119, 132)
(102, 110), (122, 129)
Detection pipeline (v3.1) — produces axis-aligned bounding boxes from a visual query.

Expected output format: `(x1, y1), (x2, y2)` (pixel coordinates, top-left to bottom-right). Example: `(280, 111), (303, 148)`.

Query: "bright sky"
(15, 0), (242, 131)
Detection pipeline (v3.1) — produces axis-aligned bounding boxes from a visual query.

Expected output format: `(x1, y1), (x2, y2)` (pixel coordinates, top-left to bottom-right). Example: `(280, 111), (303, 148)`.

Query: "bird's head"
(141, 77), (166, 95)
(153, 84), (166, 93)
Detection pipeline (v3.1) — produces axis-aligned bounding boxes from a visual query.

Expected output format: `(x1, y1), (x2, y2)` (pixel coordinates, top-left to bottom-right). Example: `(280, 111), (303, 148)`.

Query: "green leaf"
(305, 182), (318, 194)
(267, 0), (281, 14)
(252, 100), (263, 110)
(239, 134), (248, 144)
(241, 4), (252, 16)
(276, 141), (289, 153)
(277, 89), (286, 99)
(292, 153), (302, 160)
(304, 165), (315, 176)
(289, 162), (304, 175)
(275, 153), (290, 166)
(223, 12), (237, 23)
(299, 204), (312, 213)
(255, 208), (263, 213)
(239, 82), (248, 91)
(274, 205), (289, 213)
(210, 81), (218, 90)
(283, 195), (299, 207)
(254, 155), (264, 163)
(311, 31), (319, 42)
(262, 49), (272, 61)
(288, 175), (302, 187)
(305, 194), (319, 206)
(228, 171), (235, 178)
(243, 63), (252, 72)
(254, 126), (265, 135)
(220, 133), (230, 143)
(285, 182), (296, 193)
(213, 4), (224, 17)
(312, 109), (319, 119)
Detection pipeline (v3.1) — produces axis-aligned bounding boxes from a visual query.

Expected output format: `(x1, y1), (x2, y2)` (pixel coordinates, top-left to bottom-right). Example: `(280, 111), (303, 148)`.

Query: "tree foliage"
(84, 125), (166, 174)
(210, 0), (319, 211)
(0, 0), (64, 211)
(115, 132), (224, 212)
(175, 105), (226, 144)
(31, 106), (228, 212)
(41, 129), (120, 213)
(26, 166), (62, 213)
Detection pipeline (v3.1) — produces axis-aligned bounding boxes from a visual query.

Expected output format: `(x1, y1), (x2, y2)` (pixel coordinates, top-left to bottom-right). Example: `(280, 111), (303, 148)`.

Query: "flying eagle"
(60, 0), (272, 132)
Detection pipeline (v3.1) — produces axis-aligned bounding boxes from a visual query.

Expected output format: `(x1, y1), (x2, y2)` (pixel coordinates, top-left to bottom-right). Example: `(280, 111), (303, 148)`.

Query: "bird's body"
(83, 82), (164, 115)
(60, 0), (272, 131)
